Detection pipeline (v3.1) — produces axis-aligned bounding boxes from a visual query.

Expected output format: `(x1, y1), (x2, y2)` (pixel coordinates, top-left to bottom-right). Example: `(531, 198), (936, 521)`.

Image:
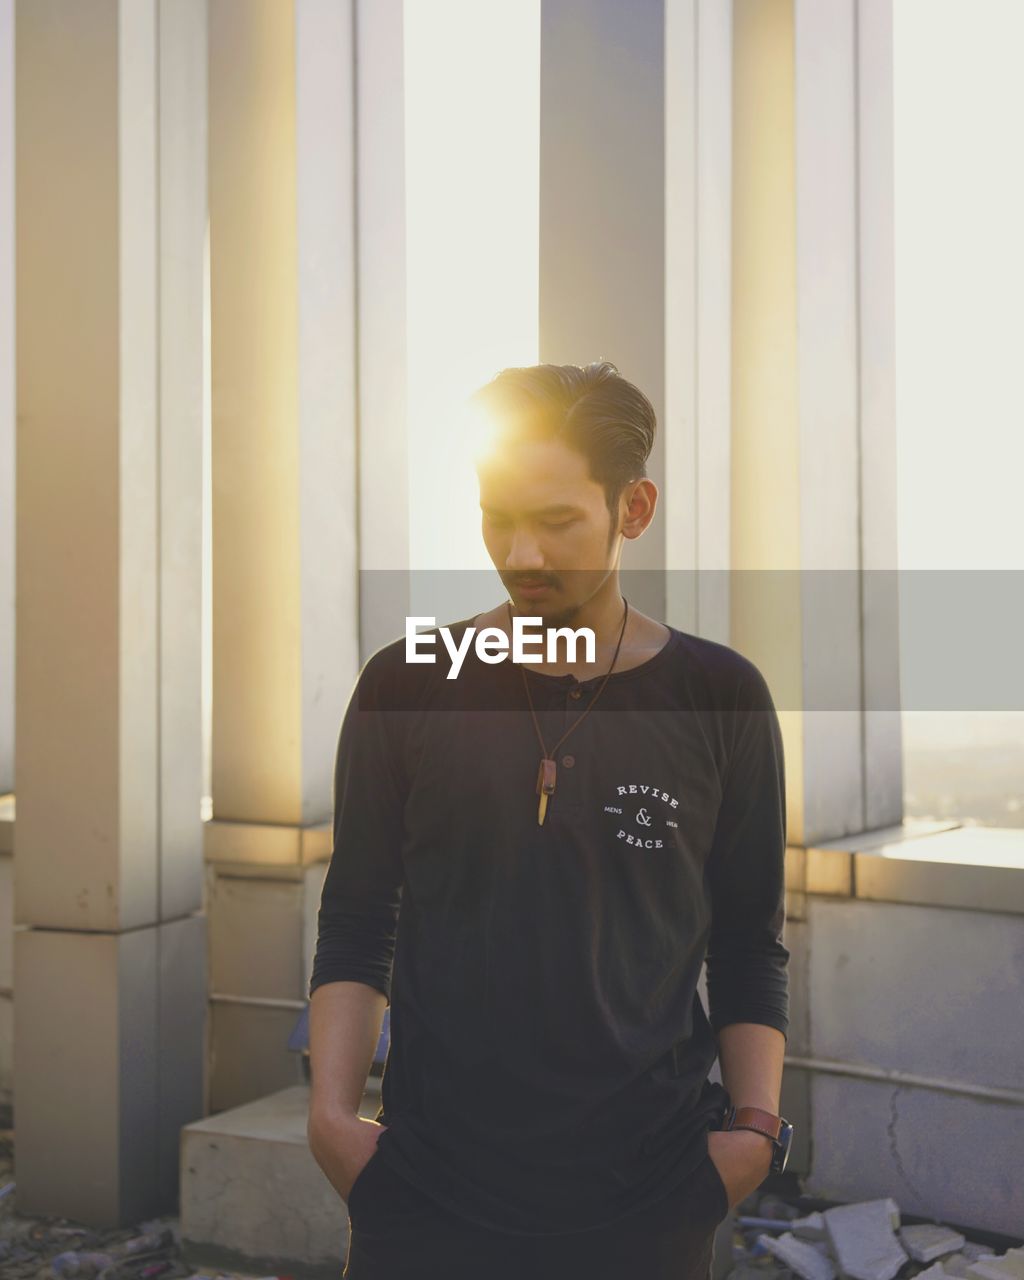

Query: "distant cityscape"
(902, 713), (1024, 829)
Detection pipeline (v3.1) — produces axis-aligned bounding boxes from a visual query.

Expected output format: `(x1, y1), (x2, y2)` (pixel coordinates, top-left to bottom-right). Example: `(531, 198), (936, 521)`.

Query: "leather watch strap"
(726, 1105), (783, 1142)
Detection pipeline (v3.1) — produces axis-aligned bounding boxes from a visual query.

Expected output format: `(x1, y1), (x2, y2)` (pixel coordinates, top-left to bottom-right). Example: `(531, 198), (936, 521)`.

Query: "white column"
(664, 0), (733, 638)
(539, 0), (667, 617)
(206, 0), (366, 1108)
(353, 0), (411, 657)
(795, 0), (901, 840)
(207, 0), (359, 832)
(731, 0), (901, 848)
(14, 0), (207, 1222)
(0, 0), (12, 798)
(0, 0), (14, 1114)
(857, 0), (901, 831)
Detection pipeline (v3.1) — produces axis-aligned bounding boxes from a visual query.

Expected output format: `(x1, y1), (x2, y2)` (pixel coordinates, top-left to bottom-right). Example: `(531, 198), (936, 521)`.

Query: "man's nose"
(505, 529), (545, 570)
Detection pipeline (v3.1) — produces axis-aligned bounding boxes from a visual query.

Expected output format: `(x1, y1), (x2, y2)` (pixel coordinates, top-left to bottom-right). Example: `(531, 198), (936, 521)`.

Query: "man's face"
(476, 436), (621, 624)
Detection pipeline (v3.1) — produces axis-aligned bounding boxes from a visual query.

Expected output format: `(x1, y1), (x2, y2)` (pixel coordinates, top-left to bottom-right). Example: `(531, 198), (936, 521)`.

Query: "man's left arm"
(704, 661), (790, 1203)
(714, 1022), (786, 1186)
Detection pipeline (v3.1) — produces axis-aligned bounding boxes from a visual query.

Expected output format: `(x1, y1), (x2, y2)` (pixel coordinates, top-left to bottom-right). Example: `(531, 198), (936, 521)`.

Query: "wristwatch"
(722, 1104), (794, 1174)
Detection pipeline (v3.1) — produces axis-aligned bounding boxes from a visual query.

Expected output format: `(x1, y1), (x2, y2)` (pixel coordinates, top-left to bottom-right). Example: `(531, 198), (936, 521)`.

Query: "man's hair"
(469, 360), (657, 522)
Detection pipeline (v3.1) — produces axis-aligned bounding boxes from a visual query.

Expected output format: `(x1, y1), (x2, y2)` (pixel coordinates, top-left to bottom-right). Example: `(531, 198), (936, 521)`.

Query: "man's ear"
(620, 479), (658, 539)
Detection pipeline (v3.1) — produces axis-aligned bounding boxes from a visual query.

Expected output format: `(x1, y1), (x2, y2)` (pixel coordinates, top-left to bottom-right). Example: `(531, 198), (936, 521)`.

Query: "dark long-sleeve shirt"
(309, 615), (790, 1236)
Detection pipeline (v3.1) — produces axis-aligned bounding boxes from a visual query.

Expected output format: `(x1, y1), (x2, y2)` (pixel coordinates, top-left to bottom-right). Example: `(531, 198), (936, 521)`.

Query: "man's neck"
(473, 597), (670, 679)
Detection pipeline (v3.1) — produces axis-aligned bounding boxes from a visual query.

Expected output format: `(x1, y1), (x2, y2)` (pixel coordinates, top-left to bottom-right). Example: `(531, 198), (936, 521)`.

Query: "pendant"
(536, 757), (557, 825)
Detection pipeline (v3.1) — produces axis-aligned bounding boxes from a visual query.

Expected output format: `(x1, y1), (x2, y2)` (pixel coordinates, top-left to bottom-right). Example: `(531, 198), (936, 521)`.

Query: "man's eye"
(544, 520), (574, 530)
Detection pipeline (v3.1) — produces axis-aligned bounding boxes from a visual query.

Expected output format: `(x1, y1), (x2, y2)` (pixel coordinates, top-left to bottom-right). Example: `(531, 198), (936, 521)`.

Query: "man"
(307, 361), (791, 1279)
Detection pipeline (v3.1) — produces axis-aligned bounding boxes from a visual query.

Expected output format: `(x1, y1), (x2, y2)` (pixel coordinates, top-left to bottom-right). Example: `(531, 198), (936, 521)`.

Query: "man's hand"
(707, 1127), (773, 1211)
(307, 1108), (388, 1203)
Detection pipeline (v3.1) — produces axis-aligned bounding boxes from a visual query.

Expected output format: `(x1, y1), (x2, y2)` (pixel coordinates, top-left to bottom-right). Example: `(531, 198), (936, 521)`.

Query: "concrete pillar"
(0, 0), (13, 1116)
(13, 0), (207, 1223)
(732, 0), (900, 847)
(0, 0), (13, 1114)
(539, 0), (667, 618)
(664, 0), (734, 637)
(205, 0), (369, 1107)
(352, 0), (411, 658)
(0, 0), (12, 797)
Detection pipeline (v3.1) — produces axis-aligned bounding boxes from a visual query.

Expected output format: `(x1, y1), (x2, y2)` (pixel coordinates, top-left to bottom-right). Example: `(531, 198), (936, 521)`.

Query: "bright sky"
(894, 1), (1024, 782)
(894, 0), (1024, 571)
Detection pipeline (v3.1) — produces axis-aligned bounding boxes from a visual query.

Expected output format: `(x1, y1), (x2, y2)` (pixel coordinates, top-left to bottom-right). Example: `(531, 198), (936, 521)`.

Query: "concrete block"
(180, 1081), (380, 1278)
(758, 1231), (838, 1280)
(898, 1223), (967, 1263)
(809, 898), (1024, 1092)
(806, 1072), (1024, 1238)
(822, 1198), (908, 1280)
(208, 999), (305, 1113)
(208, 869), (305, 999)
(207, 861), (327, 1003)
(15, 922), (203, 1224)
(203, 818), (330, 868)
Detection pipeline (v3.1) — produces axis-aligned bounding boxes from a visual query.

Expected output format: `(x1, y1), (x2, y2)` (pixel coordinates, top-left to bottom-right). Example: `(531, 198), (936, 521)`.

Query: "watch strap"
(725, 1105), (784, 1142)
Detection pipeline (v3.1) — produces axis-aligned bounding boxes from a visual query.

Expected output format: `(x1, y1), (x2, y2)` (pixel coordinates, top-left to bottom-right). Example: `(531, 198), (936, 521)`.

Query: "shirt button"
(569, 688), (583, 699)
(562, 754), (575, 767)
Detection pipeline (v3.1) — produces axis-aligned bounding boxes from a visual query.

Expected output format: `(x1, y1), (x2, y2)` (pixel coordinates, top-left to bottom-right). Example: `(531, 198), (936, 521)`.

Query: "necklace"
(506, 597), (630, 825)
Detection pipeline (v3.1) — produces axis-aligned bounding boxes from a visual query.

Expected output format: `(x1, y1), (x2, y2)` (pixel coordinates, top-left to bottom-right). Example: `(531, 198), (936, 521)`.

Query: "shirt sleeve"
(704, 659), (790, 1041)
(308, 651), (408, 1005)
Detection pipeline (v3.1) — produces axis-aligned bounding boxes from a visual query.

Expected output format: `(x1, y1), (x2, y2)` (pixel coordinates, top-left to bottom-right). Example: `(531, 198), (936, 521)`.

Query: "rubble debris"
(741, 1216), (821, 1233)
(758, 1195), (805, 1222)
(899, 1224), (969, 1264)
(966, 1249), (1024, 1280)
(789, 1212), (828, 1241)
(963, 1245), (1002, 1262)
(757, 1231), (839, 1280)
(822, 1197), (910, 1280)
(913, 1264), (950, 1280)
(945, 1254), (992, 1278)
(3, 1117), (1023, 1280)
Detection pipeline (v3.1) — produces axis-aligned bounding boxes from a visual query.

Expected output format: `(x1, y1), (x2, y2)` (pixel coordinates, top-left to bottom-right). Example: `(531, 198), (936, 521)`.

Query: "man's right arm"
(309, 980), (388, 1121)
(306, 651), (408, 1199)
(307, 980), (390, 1201)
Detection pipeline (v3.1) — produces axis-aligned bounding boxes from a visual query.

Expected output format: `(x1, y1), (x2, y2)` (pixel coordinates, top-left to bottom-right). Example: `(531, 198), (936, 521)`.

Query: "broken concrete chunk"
(741, 1216), (820, 1233)
(967, 1255), (1024, 1280)
(791, 1212), (829, 1241)
(899, 1224), (968, 1263)
(944, 1255), (990, 1278)
(758, 1231), (839, 1280)
(967, 1264), (1013, 1280)
(961, 1246), (999, 1262)
(823, 1198), (909, 1280)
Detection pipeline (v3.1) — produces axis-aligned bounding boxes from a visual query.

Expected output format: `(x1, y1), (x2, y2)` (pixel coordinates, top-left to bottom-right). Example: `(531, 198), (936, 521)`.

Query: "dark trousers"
(342, 1149), (731, 1280)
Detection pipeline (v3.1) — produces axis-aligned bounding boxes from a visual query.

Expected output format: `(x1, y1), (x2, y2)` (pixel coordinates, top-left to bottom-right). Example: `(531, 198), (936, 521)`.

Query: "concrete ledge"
(180, 1081), (380, 1280)
(793, 822), (1024, 915)
(203, 815), (331, 869)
